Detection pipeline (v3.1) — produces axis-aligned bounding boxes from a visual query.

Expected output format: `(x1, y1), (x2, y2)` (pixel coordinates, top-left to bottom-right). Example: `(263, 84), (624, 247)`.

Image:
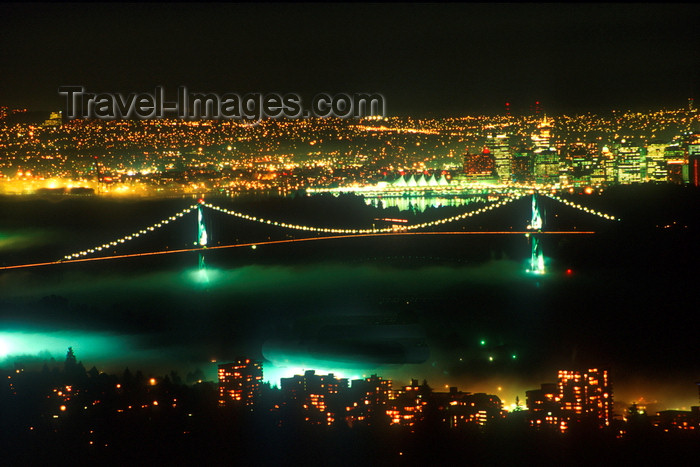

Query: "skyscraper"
(485, 133), (512, 182)
(511, 152), (533, 183)
(558, 368), (613, 430)
(531, 115), (552, 152)
(526, 382), (560, 429)
(645, 143), (669, 183)
(463, 148), (496, 180)
(531, 116), (558, 184)
(218, 358), (263, 407)
(347, 374), (392, 427)
(280, 370), (349, 425)
(614, 140), (644, 184)
(688, 145), (700, 187)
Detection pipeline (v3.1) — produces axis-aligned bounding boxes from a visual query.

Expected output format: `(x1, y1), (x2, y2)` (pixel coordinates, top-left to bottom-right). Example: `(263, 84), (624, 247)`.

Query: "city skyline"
(1, 3), (699, 462)
(1, 105), (699, 412)
(1, 107), (699, 197)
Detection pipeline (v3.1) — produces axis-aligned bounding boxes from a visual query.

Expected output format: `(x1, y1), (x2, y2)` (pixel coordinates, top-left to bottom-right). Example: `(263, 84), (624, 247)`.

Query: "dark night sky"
(1, 3), (699, 115)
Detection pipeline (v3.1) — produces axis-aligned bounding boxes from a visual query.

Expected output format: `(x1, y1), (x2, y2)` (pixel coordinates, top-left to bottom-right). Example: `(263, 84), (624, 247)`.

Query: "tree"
(64, 347), (77, 373)
(64, 346), (86, 383)
(186, 368), (205, 384)
(169, 370), (182, 385)
(626, 402), (651, 434)
(514, 395), (523, 411)
(87, 366), (100, 379)
(419, 379), (432, 396)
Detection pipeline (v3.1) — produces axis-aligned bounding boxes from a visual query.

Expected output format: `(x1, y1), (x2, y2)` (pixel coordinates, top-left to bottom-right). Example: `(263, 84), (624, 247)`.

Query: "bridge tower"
(197, 202), (209, 282)
(528, 194), (545, 274)
(529, 194), (543, 230)
(530, 236), (545, 274)
(197, 204), (208, 248)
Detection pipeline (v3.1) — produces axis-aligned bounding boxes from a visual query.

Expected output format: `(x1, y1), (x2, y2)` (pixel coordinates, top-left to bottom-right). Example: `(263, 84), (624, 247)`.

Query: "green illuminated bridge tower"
(528, 194), (545, 275)
(197, 202), (208, 275)
(13, 189), (619, 274)
(198, 203), (208, 248)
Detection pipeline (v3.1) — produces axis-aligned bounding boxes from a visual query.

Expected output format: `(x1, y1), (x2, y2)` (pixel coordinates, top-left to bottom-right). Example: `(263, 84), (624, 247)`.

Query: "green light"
(480, 340), (486, 346)
(0, 330), (127, 361)
(488, 356), (494, 362)
(512, 354), (517, 359)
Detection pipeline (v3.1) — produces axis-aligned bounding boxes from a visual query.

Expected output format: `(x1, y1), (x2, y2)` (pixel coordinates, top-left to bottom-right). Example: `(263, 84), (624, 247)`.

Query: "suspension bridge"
(0, 191), (619, 272)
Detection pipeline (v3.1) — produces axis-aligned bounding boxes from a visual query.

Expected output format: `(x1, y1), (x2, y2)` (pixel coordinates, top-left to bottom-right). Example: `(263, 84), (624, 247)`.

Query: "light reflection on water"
(364, 195), (484, 212)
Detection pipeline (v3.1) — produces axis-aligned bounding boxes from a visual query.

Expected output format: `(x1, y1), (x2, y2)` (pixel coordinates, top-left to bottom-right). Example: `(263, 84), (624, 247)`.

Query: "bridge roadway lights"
(50, 192), (615, 267)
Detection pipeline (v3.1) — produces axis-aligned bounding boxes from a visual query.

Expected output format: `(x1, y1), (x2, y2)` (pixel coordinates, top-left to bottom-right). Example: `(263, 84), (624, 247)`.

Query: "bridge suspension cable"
(202, 193), (526, 234)
(61, 204), (200, 261)
(543, 194), (620, 221)
(57, 192), (616, 263)
(59, 196), (525, 261)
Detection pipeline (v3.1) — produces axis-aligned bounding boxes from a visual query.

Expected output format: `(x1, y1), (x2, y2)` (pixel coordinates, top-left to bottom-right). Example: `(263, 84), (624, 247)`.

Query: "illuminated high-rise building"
(280, 370), (349, 425)
(218, 358), (263, 407)
(654, 409), (700, 431)
(41, 111), (62, 127)
(485, 133), (512, 182)
(511, 152), (533, 183)
(531, 115), (552, 151)
(600, 145), (615, 176)
(590, 163), (607, 186)
(645, 143), (669, 182)
(688, 145), (700, 187)
(280, 370), (348, 399)
(533, 150), (558, 184)
(614, 140), (644, 184)
(526, 383), (561, 429)
(346, 374), (392, 427)
(666, 160), (685, 184)
(463, 148), (496, 180)
(664, 144), (687, 184)
(441, 391), (503, 428)
(385, 379), (428, 427)
(531, 116), (558, 184)
(557, 368), (613, 430)
(563, 142), (599, 186)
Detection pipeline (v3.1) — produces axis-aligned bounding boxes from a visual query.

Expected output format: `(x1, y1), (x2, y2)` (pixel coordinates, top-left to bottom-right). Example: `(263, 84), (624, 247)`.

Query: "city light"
(2, 3), (700, 463)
